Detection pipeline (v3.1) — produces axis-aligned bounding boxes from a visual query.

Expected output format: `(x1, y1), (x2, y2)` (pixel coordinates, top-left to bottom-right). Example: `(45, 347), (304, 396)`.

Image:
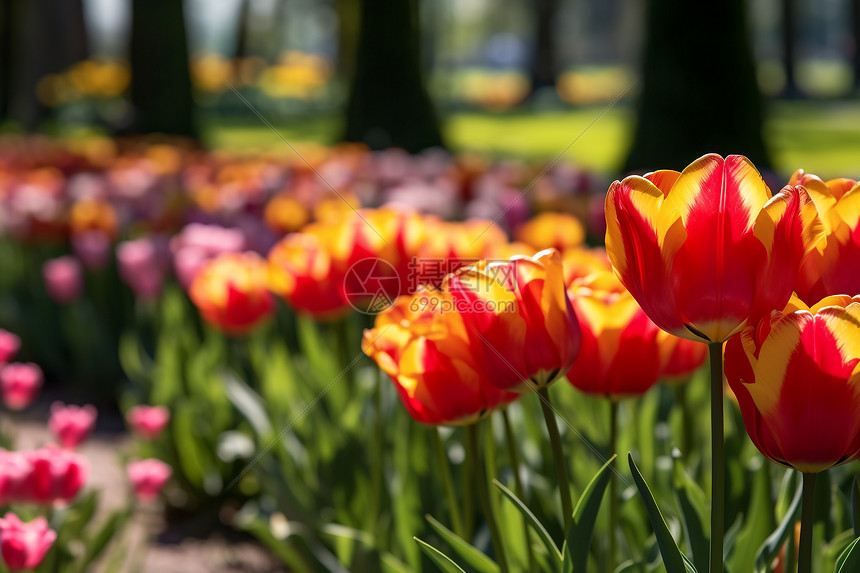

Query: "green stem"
(798, 472), (817, 573)
(462, 427), (475, 539)
(608, 399), (619, 571)
(538, 387), (573, 532)
(502, 409), (537, 573)
(468, 423), (509, 573)
(367, 369), (385, 541)
(432, 427), (464, 537)
(708, 342), (725, 573)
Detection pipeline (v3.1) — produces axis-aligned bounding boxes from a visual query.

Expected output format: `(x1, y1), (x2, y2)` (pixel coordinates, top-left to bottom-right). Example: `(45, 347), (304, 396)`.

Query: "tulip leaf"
(81, 505), (134, 569)
(852, 476), (860, 538)
(222, 370), (273, 439)
(413, 537), (468, 573)
(836, 536), (860, 573)
(628, 453), (696, 573)
(562, 455), (616, 573)
(754, 477), (803, 573)
(494, 479), (563, 561)
(671, 451), (709, 572)
(425, 514), (500, 573)
(728, 462), (775, 572)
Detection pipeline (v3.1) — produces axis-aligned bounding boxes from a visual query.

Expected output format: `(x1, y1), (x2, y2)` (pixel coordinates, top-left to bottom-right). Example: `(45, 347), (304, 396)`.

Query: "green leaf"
(836, 536), (860, 573)
(494, 479), (563, 561)
(222, 370), (273, 438)
(628, 453), (695, 573)
(754, 477), (803, 573)
(80, 506), (133, 568)
(413, 537), (468, 573)
(852, 476), (860, 538)
(728, 461), (775, 572)
(425, 514), (500, 573)
(562, 455), (616, 573)
(172, 401), (208, 488)
(672, 451), (709, 572)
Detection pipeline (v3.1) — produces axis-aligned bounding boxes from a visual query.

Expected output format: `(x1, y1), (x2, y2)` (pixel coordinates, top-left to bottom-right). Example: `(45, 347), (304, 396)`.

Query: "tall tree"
(342, 0), (444, 152)
(529, 0), (559, 94)
(624, 0), (769, 173)
(2, 0), (88, 130)
(127, 0), (196, 137)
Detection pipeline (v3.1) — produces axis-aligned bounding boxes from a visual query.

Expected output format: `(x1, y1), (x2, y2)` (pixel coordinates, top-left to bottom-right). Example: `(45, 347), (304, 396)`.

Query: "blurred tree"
(854, 0), (860, 89)
(342, 0), (444, 152)
(0, 0), (88, 130)
(529, 0), (559, 95)
(624, 0), (770, 172)
(127, 0), (197, 137)
(782, 0), (798, 97)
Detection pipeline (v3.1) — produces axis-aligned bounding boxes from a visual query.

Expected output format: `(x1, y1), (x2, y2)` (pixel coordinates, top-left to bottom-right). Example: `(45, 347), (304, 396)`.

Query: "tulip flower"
(127, 458), (172, 502)
(42, 256), (84, 304)
(444, 248), (580, 392)
(789, 170), (860, 303)
(126, 405), (170, 441)
(0, 452), (31, 505)
(48, 402), (97, 449)
(363, 289), (516, 425)
(514, 212), (586, 253)
(0, 363), (43, 411)
(604, 154), (822, 572)
(189, 252), (275, 335)
(725, 294), (860, 572)
(117, 237), (166, 300)
(72, 229), (112, 270)
(658, 332), (708, 383)
(605, 154), (822, 344)
(268, 232), (350, 318)
(0, 513), (56, 571)
(69, 198), (118, 239)
(567, 274), (662, 399)
(23, 446), (89, 504)
(0, 330), (21, 364)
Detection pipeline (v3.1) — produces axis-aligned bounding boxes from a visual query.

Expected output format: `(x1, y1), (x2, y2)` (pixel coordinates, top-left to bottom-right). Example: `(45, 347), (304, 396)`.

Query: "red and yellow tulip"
(658, 332), (708, 383)
(444, 249), (580, 391)
(514, 212), (586, 253)
(189, 252), (275, 335)
(362, 289), (515, 425)
(789, 170), (860, 303)
(267, 232), (349, 319)
(566, 273), (662, 399)
(724, 295), (860, 473)
(605, 153), (822, 343)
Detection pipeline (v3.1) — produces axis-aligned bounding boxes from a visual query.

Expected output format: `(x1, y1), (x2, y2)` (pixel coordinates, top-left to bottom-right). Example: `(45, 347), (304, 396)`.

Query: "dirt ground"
(14, 410), (287, 573)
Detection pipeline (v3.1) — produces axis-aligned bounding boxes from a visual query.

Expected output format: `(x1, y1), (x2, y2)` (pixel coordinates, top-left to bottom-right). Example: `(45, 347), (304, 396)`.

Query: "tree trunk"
(624, 0), (770, 173)
(529, 0), (559, 94)
(342, 0), (444, 152)
(782, 0), (798, 96)
(127, 0), (197, 138)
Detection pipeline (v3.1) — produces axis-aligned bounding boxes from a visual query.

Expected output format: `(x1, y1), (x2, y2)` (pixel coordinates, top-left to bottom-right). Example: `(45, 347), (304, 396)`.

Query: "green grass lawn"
(203, 100), (860, 178)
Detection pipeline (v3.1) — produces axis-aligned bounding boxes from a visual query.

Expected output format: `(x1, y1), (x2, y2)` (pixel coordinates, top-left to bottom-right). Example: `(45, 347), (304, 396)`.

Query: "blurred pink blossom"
(72, 230), (112, 270)
(0, 363), (42, 411)
(127, 458), (172, 502)
(117, 237), (165, 300)
(23, 446), (89, 504)
(0, 513), (56, 571)
(0, 330), (21, 364)
(0, 452), (31, 505)
(48, 403), (97, 449)
(126, 405), (170, 441)
(42, 257), (83, 304)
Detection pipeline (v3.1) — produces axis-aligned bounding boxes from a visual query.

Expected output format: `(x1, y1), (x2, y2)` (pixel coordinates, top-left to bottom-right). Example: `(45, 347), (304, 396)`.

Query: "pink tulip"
(116, 238), (165, 300)
(0, 451), (31, 505)
(42, 256), (83, 304)
(127, 458), (172, 502)
(0, 513), (56, 571)
(0, 330), (21, 364)
(0, 363), (43, 410)
(171, 246), (208, 290)
(72, 230), (112, 270)
(23, 446), (89, 504)
(126, 405), (170, 441)
(48, 402), (96, 449)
